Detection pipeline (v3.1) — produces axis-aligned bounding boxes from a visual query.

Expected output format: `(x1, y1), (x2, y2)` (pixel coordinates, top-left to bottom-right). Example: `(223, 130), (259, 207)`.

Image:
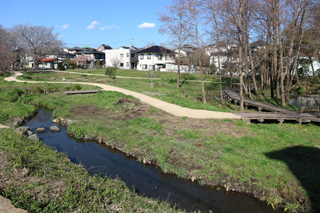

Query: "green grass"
(0, 129), (182, 212)
(14, 88), (319, 212)
(3, 73), (319, 212)
(66, 68), (218, 81)
(17, 71), (247, 113)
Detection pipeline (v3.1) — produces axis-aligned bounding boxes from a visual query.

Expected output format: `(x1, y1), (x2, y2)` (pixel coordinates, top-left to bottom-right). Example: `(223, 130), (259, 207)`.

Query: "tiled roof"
(39, 58), (57, 62)
(135, 45), (174, 54)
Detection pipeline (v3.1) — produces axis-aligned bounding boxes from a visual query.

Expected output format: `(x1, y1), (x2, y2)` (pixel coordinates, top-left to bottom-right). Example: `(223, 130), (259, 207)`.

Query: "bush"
(105, 67), (117, 83)
(73, 84), (82, 91)
(297, 87), (304, 96)
(22, 72), (32, 79)
(36, 86), (42, 94)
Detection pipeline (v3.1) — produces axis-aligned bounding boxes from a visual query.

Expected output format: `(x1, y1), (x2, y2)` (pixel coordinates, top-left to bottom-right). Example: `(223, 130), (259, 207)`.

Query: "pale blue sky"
(1, 0), (172, 49)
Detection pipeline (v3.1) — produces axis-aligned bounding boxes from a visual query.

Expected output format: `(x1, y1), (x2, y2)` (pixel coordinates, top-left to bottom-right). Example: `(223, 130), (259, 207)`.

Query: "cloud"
(86, 21), (99, 30)
(100, 25), (120, 30)
(137, 22), (156, 30)
(61, 24), (70, 29)
(55, 25), (59, 28)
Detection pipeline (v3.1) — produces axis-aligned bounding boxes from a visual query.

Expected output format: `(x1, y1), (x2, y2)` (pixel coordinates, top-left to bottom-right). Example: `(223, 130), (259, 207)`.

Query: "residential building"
(103, 46), (138, 69)
(97, 44), (112, 52)
(74, 50), (105, 68)
(135, 45), (175, 71)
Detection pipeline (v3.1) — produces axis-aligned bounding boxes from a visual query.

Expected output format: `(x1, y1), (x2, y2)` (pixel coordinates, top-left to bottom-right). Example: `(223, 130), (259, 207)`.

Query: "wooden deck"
(64, 90), (101, 95)
(223, 88), (320, 124)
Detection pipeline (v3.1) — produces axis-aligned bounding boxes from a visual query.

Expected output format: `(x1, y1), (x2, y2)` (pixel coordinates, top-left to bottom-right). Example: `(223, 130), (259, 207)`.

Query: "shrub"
(73, 84), (82, 91)
(22, 72), (32, 79)
(36, 86), (42, 94)
(105, 67), (117, 83)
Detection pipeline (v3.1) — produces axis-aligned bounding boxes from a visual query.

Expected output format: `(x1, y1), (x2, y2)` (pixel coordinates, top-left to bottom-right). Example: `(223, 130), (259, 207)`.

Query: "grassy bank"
(17, 71), (253, 113)
(18, 88), (320, 212)
(2, 75), (319, 212)
(66, 68), (219, 81)
(0, 128), (181, 212)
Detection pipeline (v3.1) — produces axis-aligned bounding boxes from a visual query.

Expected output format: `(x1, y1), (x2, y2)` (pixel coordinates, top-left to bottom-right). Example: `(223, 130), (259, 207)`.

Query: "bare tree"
(186, 0), (207, 104)
(158, 0), (191, 88)
(110, 56), (122, 68)
(0, 25), (16, 74)
(205, 0), (225, 104)
(10, 24), (63, 69)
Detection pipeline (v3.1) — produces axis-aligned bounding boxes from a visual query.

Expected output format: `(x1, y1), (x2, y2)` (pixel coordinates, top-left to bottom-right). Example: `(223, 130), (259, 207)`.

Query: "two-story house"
(103, 46), (139, 69)
(135, 45), (175, 71)
(74, 50), (105, 68)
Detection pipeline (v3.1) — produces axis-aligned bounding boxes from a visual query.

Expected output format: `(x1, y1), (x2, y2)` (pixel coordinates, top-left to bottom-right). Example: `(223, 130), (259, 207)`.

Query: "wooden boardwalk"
(64, 90), (101, 95)
(223, 88), (320, 124)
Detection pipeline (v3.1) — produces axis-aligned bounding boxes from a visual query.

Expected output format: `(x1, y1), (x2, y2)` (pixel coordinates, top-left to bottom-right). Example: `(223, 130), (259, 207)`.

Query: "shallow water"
(289, 96), (302, 112)
(26, 109), (279, 212)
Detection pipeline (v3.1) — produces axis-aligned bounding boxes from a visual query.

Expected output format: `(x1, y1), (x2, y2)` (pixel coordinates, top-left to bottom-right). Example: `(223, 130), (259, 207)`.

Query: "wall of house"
(166, 64), (189, 73)
(298, 57), (320, 76)
(137, 53), (174, 71)
(104, 48), (135, 69)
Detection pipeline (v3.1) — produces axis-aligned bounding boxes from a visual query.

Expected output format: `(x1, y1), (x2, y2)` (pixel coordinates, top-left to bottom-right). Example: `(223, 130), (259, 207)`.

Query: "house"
(38, 51), (75, 69)
(135, 45), (175, 71)
(103, 46), (139, 69)
(97, 44), (112, 52)
(103, 46), (138, 69)
(175, 44), (197, 57)
(74, 50), (105, 68)
(64, 46), (85, 54)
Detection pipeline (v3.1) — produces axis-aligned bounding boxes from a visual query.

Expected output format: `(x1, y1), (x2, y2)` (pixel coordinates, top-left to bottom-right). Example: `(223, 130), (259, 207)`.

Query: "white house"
(135, 45), (175, 71)
(103, 46), (138, 69)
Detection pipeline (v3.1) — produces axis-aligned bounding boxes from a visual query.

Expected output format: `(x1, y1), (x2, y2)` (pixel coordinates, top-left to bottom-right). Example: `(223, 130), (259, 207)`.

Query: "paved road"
(4, 72), (241, 120)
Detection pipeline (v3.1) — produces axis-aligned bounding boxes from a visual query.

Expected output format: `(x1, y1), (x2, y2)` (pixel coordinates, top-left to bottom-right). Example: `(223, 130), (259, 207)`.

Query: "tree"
(10, 24), (63, 69)
(0, 25), (16, 74)
(72, 54), (93, 69)
(158, 0), (191, 88)
(186, 0), (207, 104)
(110, 56), (122, 68)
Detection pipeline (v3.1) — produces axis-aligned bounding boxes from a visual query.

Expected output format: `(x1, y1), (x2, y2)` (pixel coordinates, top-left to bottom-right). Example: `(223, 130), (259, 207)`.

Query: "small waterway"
(26, 109), (279, 212)
(289, 96), (302, 112)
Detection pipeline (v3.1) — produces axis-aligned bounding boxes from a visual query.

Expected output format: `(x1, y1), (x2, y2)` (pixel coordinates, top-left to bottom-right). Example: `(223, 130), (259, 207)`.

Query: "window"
(120, 63), (124, 67)
(147, 54), (151, 59)
(140, 54), (144, 59)
(158, 54), (163, 60)
(142, 64), (148, 69)
(131, 54), (135, 58)
(120, 54), (123, 58)
(126, 53), (129, 57)
(126, 62), (129, 67)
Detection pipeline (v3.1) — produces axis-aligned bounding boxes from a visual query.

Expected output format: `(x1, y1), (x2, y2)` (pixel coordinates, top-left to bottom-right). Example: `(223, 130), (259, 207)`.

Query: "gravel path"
(5, 72), (241, 120)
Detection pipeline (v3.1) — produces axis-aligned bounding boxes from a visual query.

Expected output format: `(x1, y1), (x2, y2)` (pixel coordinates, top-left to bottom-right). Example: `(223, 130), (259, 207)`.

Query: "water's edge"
(25, 109), (278, 213)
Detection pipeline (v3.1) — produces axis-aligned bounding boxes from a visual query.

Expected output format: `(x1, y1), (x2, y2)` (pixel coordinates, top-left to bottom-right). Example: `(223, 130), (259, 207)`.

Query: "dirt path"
(5, 72), (241, 120)
(51, 70), (213, 83)
(0, 124), (9, 129)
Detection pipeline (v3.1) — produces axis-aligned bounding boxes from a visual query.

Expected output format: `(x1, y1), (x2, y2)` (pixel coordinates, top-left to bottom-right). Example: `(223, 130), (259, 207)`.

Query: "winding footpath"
(4, 72), (241, 120)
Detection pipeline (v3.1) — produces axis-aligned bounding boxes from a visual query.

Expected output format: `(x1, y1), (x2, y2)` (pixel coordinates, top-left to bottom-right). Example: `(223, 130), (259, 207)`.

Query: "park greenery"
(0, 72), (319, 212)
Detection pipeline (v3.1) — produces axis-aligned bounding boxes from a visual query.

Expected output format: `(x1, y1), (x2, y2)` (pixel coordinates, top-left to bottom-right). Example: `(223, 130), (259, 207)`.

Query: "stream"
(26, 109), (278, 212)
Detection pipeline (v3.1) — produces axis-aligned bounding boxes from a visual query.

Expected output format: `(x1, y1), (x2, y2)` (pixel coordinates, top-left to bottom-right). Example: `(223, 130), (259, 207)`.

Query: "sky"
(0, 0), (173, 49)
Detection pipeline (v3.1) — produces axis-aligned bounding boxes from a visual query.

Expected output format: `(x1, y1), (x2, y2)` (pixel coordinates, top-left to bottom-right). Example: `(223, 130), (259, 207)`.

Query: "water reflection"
(26, 109), (278, 213)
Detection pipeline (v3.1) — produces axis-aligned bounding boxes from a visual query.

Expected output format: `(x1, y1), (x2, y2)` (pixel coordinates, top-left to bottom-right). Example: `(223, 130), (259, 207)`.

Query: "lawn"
(2, 72), (318, 212)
